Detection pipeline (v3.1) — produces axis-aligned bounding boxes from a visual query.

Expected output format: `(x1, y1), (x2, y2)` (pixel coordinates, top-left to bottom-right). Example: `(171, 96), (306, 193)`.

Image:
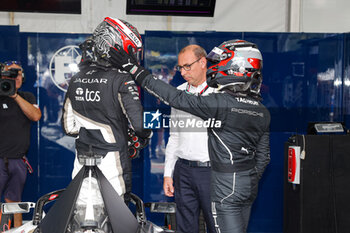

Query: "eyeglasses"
(4, 61), (22, 67)
(175, 57), (202, 72)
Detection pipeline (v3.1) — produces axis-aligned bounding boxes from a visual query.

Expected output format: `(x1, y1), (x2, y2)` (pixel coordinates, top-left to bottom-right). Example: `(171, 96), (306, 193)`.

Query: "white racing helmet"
(92, 17), (143, 65)
(206, 39), (263, 95)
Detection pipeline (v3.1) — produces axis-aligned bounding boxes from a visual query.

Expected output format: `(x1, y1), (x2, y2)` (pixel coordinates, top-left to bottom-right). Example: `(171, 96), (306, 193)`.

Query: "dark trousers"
(173, 159), (215, 233)
(0, 158), (27, 201)
(211, 169), (259, 233)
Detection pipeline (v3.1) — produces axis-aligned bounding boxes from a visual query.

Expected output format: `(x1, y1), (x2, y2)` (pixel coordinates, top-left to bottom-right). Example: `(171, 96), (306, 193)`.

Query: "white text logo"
(85, 89), (101, 102)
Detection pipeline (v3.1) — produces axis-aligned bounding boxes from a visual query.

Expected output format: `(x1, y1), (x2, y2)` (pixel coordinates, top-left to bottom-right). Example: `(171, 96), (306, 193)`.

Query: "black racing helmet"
(92, 17), (143, 66)
(206, 39), (263, 95)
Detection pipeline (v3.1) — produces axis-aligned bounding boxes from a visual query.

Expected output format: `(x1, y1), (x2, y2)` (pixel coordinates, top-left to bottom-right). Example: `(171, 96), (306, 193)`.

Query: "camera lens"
(1, 80), (11, 92)
(0, 79), (15, 96)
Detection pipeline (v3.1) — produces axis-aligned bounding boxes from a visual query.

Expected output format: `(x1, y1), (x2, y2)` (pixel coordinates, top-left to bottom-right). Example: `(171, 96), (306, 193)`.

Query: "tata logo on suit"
(75, 88), (101, 102)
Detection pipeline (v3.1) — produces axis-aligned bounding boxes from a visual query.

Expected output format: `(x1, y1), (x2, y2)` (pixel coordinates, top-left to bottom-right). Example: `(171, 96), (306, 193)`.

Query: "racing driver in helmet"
(109, 39), (271, 233)
(61, 17), (152, 202)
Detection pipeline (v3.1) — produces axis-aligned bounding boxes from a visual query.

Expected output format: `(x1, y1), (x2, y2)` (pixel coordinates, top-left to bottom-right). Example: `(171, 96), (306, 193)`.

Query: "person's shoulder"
(106, 67), (130, 78)
(19, 91), (36, 103)
(81, 66), (130, 83)
(107, 69), (138, 90)
(177, 82), (187, 90)
(18, 90), (34, 98)
(203, 86), (217, 96)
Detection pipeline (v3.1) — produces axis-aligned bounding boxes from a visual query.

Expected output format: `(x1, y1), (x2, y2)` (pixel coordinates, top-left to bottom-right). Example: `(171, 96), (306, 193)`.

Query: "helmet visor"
(206, 47), (225, 63)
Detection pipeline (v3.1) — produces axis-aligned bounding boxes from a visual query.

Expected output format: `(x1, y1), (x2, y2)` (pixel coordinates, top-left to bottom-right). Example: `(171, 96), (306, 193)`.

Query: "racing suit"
(62, 63), (151, 200)
(138, 75), (270, 233)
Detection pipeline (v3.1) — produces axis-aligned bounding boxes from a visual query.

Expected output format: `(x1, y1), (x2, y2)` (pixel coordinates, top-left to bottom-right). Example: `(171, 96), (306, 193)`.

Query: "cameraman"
(0, 61), (41, 227)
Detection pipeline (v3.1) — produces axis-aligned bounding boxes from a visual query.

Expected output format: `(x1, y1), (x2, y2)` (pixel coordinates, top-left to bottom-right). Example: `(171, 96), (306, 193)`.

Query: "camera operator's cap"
(4, 61), (22, 67)
(4, 60), (25, 82)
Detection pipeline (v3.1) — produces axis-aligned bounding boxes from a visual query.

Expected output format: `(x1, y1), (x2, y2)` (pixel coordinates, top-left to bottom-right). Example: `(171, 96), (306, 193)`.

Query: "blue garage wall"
(343, 34), (350, 127)
(0, 26), (349, 232)
(0, 25), (20, 61)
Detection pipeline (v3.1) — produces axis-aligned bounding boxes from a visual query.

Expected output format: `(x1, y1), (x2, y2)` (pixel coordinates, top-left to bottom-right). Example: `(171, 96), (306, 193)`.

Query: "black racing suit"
(62, 63), (151, 200)
(138, 74), (270, 233)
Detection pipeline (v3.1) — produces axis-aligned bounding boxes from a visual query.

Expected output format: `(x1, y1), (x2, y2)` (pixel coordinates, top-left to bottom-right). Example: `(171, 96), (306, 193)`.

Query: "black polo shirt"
(0, 91), (36, 158)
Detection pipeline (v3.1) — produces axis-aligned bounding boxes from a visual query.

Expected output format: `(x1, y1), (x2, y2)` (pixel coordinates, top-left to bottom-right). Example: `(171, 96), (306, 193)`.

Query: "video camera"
(0, 62), (18, 96)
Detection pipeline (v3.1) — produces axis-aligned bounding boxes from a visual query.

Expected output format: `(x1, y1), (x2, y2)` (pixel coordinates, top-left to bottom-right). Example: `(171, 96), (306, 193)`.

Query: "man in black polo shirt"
(0, 61), (41, 227)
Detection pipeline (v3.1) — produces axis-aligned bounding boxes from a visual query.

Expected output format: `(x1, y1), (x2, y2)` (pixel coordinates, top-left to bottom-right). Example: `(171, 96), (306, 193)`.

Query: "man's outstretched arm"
(108, 46), (218, 120)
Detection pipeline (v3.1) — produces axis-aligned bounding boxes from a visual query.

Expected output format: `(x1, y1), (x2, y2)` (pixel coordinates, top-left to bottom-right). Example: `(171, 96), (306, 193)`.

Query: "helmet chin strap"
(209, 72), (252, 91)
(249, 71), (262, 94)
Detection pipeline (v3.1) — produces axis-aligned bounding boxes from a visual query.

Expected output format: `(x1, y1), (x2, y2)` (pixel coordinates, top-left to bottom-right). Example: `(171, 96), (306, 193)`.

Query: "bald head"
(179, 44), (207, 60)
(177, 44), (208, 87)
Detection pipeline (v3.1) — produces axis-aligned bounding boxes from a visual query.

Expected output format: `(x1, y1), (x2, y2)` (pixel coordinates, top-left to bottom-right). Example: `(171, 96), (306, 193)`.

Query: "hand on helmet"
(109, 45), (150, 83)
